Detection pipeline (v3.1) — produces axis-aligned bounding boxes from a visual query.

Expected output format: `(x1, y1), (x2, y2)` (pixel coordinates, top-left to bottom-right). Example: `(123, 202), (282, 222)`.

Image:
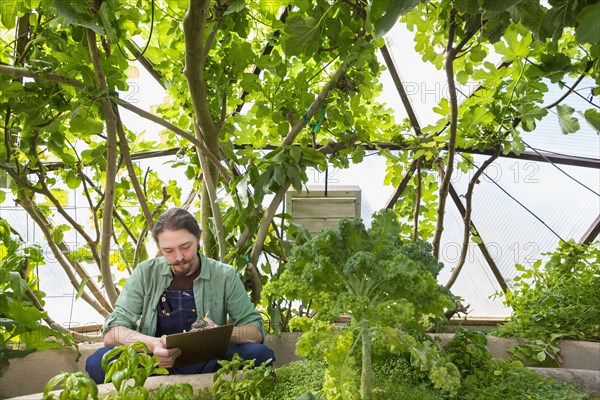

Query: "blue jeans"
(85, 341), (275, 384)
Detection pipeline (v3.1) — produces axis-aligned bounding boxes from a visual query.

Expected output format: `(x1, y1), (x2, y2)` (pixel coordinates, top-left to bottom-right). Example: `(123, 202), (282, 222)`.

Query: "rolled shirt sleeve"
(102, 266), (144, 334)
(224, 266), (266, 340)
(102, 259), (171, 337)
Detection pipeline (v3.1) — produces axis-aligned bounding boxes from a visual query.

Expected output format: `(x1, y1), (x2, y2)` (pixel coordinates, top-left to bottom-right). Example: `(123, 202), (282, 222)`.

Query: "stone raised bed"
(431, 334), (600, 370)
(431, 334), (599, 394)
(2, 333), (598, 399)
(7, 374), (217, 400)
(0, 333), (302, 399)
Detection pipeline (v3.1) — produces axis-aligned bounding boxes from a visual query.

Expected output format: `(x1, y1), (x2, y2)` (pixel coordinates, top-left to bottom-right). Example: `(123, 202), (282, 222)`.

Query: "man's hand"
(203, 317), (217, 329)
(231, 323), (263, 344)
(153, 335), (182, 368)
(190, 316), (217, 331)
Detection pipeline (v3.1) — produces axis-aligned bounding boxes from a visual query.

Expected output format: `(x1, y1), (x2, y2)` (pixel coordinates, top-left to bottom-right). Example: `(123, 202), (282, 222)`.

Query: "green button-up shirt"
(103, 253), (265, 340)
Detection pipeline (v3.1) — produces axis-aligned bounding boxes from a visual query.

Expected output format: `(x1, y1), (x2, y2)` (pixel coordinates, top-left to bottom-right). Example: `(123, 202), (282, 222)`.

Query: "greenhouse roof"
(1, 6), (598, 327)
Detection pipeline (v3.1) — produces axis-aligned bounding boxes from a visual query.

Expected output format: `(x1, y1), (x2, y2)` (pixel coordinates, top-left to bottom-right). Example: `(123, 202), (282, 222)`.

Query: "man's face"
(157, 229), (200, 276)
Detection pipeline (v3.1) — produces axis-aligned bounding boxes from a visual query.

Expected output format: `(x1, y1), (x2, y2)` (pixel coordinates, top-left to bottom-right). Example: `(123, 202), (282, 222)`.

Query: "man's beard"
(169, 257), (196, 276)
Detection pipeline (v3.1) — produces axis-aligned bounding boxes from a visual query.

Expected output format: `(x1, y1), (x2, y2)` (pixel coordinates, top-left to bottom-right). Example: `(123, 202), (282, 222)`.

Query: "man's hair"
(152, 208), (201, 241)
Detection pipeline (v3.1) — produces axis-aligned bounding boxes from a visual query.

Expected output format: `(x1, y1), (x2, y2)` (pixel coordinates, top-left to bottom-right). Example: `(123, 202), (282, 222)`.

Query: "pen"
(160, 294), (172, 315)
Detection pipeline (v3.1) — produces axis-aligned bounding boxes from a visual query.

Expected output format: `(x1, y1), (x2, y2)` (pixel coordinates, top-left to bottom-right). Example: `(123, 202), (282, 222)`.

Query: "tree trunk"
(183, 0), (227, 260)
(86, 28), (120, 305)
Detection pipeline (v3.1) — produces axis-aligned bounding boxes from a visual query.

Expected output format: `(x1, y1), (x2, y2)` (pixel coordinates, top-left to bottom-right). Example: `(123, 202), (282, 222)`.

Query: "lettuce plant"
(496, 240), (600, 366)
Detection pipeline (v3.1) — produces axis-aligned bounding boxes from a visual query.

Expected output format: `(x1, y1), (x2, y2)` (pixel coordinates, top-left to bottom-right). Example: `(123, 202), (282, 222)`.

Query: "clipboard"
(165, 324), (234, 368)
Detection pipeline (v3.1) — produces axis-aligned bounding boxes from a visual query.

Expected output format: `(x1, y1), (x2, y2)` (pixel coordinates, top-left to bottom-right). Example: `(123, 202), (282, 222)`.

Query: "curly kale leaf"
(278, 209), (453, 326)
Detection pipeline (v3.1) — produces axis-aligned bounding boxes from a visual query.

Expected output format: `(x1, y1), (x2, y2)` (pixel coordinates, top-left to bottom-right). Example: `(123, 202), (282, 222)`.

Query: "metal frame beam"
(580, 214), (600, 244)
(380, 43), (422, 135)
(448, 184), (509, 293)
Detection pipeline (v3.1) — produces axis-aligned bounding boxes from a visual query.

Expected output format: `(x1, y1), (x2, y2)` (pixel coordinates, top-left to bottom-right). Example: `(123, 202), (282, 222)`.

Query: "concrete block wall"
(1, 333), (598, 399)
(0, 334), (302, 399)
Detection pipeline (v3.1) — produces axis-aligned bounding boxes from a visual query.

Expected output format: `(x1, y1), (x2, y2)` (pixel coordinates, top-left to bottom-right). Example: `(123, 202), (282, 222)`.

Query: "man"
(86, 208), (274, 383)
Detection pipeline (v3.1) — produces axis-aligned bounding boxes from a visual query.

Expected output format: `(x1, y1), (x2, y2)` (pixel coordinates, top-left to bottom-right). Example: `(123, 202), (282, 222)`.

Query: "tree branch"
(79, 168), (102, 239)
(183, 0), (216, 130)
(195, 127), (227, 261)
(124, 40), (166, 89)
(247, 182), (290, 303)
(184, 0), (227, 260)
(17, 191), (111, 317)
(0, 65), (87, 89)
(14, 149), (104, 271)
(545, 61), (593, 110)
(115, 108), (155, 230)
(432, 7), (458, 259)
(25, 287), (101, 343)
(80, 172), (140, 246)
(385, 159), (418, 209)
(117, 100), (232, 182)
(133, 192), (170, 268)
(283, 59), (352, 146)
(86, 28), (120, 305)
(0, 65), (232, 182)
(317, 135), (358, 154)
(40, 177), (99, 246)
(446, 148), (501, 289)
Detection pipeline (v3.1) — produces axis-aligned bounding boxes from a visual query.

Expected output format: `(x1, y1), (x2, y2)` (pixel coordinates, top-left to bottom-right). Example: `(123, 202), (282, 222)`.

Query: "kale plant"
(272, 210), (455, 399)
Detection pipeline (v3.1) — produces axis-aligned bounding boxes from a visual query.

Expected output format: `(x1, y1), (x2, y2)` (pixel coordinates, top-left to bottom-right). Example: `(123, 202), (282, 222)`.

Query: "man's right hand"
(153, 335), (181, 368)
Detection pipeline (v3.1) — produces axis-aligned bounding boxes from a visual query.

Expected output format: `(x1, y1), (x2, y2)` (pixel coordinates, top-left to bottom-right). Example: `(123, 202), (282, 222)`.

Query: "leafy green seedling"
(154, 383), (194, 400)
(212, 353), (274, 400)
(101, 341), (168, 397)
(42, 371), (98, 400)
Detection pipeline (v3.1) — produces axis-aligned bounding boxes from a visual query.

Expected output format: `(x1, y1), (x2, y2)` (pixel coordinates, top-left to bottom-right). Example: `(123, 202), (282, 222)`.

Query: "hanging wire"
(459, 153), (565, 241)
(364, 151), (382, 158)
(555, 81), (599, 109)
(522, 140), (599, 197)
(117, 0), (156, 62)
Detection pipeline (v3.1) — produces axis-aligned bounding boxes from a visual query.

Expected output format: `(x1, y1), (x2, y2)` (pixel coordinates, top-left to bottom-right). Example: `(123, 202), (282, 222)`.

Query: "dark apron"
(155, 289), (220, 374)
(152, 288), (272, 375)
(155, 289), (197, 336)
